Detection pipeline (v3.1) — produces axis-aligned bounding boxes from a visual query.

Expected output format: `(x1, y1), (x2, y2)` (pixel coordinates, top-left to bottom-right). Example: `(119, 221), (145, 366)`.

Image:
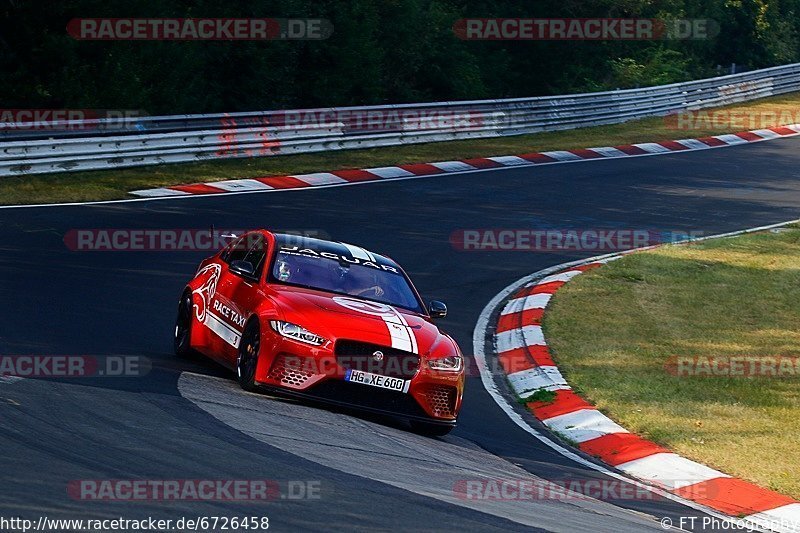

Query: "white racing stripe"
(340, 242), (377, 262)
(381, 310), (419, 354)
(384, 318), (415, 353)
(329, 295), (419, 354)
(392, 311), (419, 354)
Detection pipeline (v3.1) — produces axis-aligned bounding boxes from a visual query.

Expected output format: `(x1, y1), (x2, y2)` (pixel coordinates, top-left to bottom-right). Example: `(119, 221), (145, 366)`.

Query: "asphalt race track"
(2, 136), (800, 532)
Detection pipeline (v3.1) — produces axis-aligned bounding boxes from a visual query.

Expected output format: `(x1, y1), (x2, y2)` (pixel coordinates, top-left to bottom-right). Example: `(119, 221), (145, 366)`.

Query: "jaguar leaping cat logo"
(192, 264), (222, 322)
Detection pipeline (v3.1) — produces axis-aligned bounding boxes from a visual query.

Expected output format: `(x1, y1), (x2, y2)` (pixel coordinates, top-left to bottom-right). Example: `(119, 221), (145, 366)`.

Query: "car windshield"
(270, 250), (424, 313)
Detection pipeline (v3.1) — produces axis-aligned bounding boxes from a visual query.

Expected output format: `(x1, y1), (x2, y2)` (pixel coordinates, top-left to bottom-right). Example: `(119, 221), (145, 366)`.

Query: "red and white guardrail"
(130, 123), (800, 199)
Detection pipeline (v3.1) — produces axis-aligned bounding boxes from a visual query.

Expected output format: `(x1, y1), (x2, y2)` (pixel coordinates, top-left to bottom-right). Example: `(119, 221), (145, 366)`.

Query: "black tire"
(237, 319), (261, 392)
(410, 420), (454, 437)
(174, 291), (195, 357)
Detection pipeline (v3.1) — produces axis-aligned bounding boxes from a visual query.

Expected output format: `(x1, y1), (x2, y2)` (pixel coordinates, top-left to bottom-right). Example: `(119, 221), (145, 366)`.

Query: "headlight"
(269, 320), (327, 346)
(427, 356), (463, 372)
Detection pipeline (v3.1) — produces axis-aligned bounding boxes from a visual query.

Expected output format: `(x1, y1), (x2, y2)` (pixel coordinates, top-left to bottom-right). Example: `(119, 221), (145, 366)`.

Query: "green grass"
(526, 388), (557, 404)
(544, 226), (800, 498)
(5, 92), (800, 205)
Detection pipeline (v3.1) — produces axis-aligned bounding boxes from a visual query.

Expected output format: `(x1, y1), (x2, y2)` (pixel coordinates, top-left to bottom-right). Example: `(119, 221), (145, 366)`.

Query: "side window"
(223, 237), (250, 264)
(243, 235), (268, 279)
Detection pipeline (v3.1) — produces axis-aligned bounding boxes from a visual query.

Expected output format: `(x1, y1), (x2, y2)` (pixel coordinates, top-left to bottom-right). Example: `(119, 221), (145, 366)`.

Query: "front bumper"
(254, 337), (464, 422)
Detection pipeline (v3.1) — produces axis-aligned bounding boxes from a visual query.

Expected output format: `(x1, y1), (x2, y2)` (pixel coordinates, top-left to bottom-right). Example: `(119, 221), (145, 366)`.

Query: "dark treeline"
(1, 0), (799, 114)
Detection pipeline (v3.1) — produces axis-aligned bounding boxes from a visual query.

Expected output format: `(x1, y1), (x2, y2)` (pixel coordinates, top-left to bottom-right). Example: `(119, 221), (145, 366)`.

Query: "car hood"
(269, 286), (448, 356)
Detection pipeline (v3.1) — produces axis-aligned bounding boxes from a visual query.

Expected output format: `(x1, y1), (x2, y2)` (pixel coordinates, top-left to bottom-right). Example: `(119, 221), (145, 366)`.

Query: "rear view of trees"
(1, 0), (798, 114)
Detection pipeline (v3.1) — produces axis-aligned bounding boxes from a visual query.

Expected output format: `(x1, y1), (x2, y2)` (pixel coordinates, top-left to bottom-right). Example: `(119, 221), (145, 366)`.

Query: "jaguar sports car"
(174, 230), (465, 435)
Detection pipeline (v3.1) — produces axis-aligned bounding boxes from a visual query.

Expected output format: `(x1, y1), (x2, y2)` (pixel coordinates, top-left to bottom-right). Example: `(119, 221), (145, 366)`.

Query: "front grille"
(267, 354), (314, 387)
(421, 385), (457, 418)
(335, 340), (419, 379)
(305, 379), (429, 418)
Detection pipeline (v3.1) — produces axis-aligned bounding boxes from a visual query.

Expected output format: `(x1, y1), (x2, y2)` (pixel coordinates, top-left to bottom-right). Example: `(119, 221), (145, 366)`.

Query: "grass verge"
(543, 225), (800, 498)
(5, 92), (800, 205)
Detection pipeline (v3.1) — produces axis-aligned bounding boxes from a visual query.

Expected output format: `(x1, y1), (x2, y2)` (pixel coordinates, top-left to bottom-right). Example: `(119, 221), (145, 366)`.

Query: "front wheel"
(174, 291), (194, 357)
(410, 420), (454, 437)
(237, 319), (261, 392)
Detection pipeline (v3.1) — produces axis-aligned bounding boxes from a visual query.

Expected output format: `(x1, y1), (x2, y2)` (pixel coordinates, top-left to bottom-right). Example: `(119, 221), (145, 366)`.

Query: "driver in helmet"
(276, 258), (293, 281)
(336, 264), (384, 298)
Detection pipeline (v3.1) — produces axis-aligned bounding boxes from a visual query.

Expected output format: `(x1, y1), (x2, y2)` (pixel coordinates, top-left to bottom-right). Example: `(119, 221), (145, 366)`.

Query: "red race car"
(174, 230), (464, 435)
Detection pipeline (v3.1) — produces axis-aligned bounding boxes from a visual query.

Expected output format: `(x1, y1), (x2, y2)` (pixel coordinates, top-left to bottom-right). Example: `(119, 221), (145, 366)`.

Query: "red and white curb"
(484, 222), (800, 532)
(130, 124), (800, 198)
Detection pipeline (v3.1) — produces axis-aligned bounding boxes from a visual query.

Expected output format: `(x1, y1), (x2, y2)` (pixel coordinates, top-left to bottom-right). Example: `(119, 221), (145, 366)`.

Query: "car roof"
(272, 233), (401, 270)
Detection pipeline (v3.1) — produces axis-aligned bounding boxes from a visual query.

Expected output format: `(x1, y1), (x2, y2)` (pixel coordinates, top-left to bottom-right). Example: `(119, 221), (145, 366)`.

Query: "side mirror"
(229, 260), (256, 279)
(429, 300), (447, 319)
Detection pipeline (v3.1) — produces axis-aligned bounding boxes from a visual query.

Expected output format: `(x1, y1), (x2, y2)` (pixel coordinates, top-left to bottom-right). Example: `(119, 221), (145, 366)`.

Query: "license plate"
(345, 369), (410, 393)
